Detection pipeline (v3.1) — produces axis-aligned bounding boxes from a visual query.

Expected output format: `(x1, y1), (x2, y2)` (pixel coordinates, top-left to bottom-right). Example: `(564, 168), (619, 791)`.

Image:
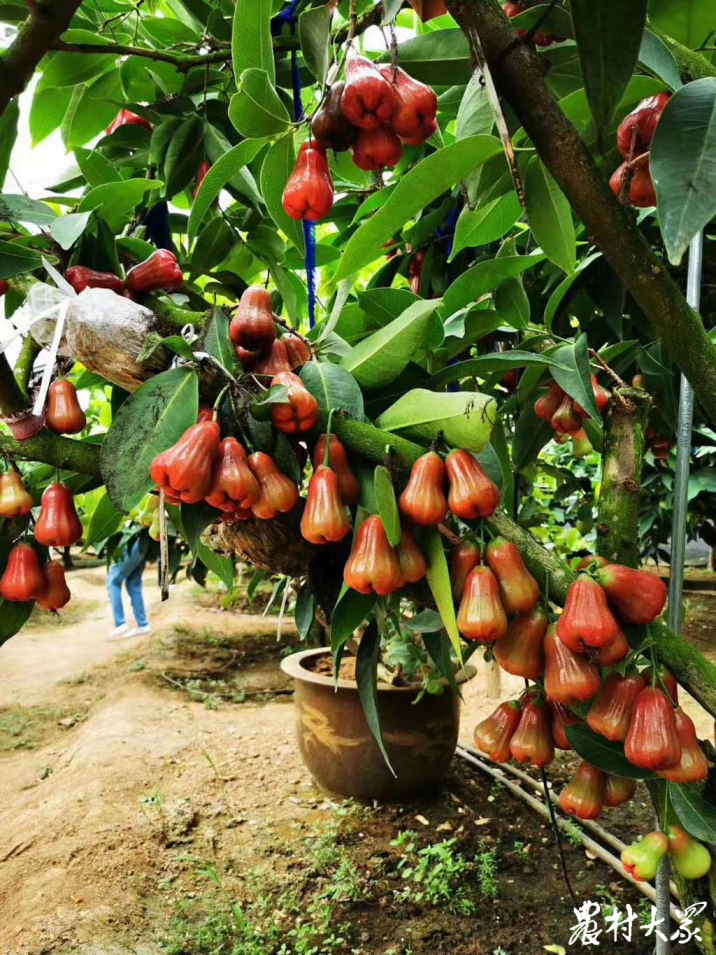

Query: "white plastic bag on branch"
(24, 284), (170, 392)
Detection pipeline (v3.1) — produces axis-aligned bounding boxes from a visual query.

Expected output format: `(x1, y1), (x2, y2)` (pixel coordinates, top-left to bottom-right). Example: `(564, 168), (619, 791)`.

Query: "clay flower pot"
(281, 647), (475, 801)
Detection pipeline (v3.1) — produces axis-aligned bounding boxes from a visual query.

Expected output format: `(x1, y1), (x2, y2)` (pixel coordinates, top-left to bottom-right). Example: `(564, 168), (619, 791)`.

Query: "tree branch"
(0, 0), (84, 120)
(447, 0), (716, 429)
(0, 430), (101, 477)
(13, 335), (41, 398)
(0, 354), (31, 416)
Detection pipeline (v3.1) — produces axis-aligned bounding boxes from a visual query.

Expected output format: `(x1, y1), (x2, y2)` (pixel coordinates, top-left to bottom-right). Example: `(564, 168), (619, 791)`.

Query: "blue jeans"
(108, 541), (148, 628)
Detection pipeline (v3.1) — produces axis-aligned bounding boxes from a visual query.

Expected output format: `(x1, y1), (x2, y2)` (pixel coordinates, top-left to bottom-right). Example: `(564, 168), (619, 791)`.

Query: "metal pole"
(656, 230), (704, 955)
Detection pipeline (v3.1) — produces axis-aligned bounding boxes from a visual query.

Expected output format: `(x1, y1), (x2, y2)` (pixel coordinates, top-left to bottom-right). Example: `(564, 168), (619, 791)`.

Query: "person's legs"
(125, 562), (149, 628)
(107, 560), (127, 628)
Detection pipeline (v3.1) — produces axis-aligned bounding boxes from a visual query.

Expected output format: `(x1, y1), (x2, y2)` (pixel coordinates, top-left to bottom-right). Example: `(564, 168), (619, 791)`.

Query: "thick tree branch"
(0, 0), (83, 120)
(0, 430), (101, 477)
(13, 336), (41, 397)
(0, 354), (31, 415)
(447, 0), (716, 429)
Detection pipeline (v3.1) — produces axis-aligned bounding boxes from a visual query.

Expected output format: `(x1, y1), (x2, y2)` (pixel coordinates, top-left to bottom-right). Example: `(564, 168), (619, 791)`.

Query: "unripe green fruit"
(667, 826), (712, 880)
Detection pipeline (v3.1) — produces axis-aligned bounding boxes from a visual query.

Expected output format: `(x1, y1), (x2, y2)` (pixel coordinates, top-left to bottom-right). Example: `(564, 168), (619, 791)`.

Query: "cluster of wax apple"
(64, 249), (183, 299)
(282, 56), (438, 223)
(622, 827), (712, 883)
(610, 93), (671, 208)
(229, 286), (313, 396)
(533, 375), (609, 458)
(106, 110), (210, 200)
(503, 1), (564, 46)
(0, 477), (79, 610)
(341, 450), (501, 597)
(473, 558), (708, 827)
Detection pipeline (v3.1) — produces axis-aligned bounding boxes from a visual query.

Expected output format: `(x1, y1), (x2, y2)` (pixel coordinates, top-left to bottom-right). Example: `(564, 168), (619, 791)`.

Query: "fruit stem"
(323, 408), (335, 468)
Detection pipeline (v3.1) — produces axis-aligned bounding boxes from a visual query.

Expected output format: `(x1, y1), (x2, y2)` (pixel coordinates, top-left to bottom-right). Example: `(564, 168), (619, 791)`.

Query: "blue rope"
(277, 1), (317, 328)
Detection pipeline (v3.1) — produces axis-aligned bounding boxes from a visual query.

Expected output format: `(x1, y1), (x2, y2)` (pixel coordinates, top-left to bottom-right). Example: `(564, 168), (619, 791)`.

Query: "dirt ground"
(0, 565), (713, 955)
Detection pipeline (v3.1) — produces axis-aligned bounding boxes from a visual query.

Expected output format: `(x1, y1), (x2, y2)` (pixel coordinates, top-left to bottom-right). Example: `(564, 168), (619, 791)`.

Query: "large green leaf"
(65, 69), (122, 148)
(188, 138), (265, 242)
(260, 135), (305, 254)
(300, 360), (365, 420)
(202, 307), (240, 375)
(340, 299), (441, 390)
(433, 351), (569, 387)
(38, 51), (115, 90)
(191, 216), (235, 274)
(512, 406), (554, 471)
(333, 136), (503, 282)
(524, 158), (575, 274)
(570, 0), (648, 149)
(669, 782), (716, 845)
(198, 542), (234, 590)
(0, 598), (34, 647)
(0, 195), (56, 226)
(356, 622), (395, 774)
(550, 334), (600, 422)
(543, 252), (601, 333)
(357, 288), (419, 326)
(381, 29), (471, 85)
(423, 526), (462, 659)
(50, 212), (93, 251)
(299, 4), (332, 83)
(651, 78), (716, 266)
(374, 466), (401, 547)
(456, 71), (494, 141)
(648, 0), (713, 48)
(442, 252), (545, 316)
(331, 588), (375, 661)
(638, 30), (682, 92)
(450, 193), (522, 260)
(0, 241), (43, 279)
(78, 179), (163, 231)
(74, 148), (121, 189)
(183, 502), (217, 557)
(229, 69), (291, 139)
(30, 88), (72, 146)
(84, 490), (123, 547)
(565, 724), (655, 779)
(377, 389), (497, 454)
(101, 367), (199, 513)
(0, 101), (19, 190)
(164, 115), (205, 198)
(232, 0), (275, 85)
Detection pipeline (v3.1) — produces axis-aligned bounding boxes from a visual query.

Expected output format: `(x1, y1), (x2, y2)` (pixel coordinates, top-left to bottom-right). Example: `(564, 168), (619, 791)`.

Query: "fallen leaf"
(415, 814), (430, 826)
(544, 946), (567, 955)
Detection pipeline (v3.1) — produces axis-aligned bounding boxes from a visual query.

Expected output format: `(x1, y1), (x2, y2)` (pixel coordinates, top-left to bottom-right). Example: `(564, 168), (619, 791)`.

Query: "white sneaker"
(128, 624), (152, 637)
(108, 624), (130, 640)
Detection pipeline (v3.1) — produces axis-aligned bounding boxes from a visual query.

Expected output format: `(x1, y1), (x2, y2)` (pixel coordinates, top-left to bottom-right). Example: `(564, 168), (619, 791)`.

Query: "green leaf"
(638, 30), (682, 92)
(382, 29), (471, 86)
(669, 783), (716, 845)
(39, 51), (116, 90)
(259, 135), (305, 254)
(377, 389), (497, 454)
(78, 179), (163, 231)
(450, 193), (522, 260)
(550, 334), (599, 421)
(300, 360), (365, 421)
(331, 588), (375, 661)
(30, 88), (72, 146)
(524, 158), (575, 274)
(191, 216), (235, 274)
(101, 367), (199, 513)
(74, 147), (121, 188)
(651, 78), (716, 266)
(0, 101), (19, 190)
(50, 211), (92, 251)
(182, 502), (216, 556)
(0, 195), (55, 226)
(565, 723), (655, 779)
(442, 252), (545, 316)
(543, 252), (601, 333)
(512, 406), (554, 471)
(423, 630), (462, 699)
(333, 136), (503, 282)
(648, 0), (712, 48)
(229, 69), (291, 139)
(65, 69), (122, 148)
(374, 466), (401, 547)
(0, 598), (33, 646)
(433, 351), (569, 387)
(299, 4), (332, 83)
(423, 526), (462, 660)
(188, 138), (265, 242)
(0, 241), (43, 279)
(295, 585), (317, 640)
(340, 299), (441, 390)
(198, 542), (234, 590)
(202, 307), (240, 375)
(456, 71), (494, 141)
(232, 0), (275, 86)
(356, 621), (395, 775)
(570, 0), (648, 149)
(84, 490), (123, 547)
(494, 278), (529, 331)
(164, 115), (204, 198)
(357, 288), (419, 325)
